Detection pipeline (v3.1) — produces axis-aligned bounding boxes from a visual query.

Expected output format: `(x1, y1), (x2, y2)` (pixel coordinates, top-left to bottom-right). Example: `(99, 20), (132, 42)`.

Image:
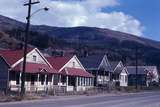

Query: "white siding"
(151, 67), (159, 82)
(120, 69), (128, 87)
(62, 56), (84, 69)
(12, 49), (50, 68)
(9, 48), (52, 92)
(26, 49), (47, 64)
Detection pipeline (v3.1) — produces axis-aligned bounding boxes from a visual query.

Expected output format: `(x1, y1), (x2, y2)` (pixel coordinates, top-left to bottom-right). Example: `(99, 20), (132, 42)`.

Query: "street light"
(30, 7), (49, 17)
(21, 0), (49, 98)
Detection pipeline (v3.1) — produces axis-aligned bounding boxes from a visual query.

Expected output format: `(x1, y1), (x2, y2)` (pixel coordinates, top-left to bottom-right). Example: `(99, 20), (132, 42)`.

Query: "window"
(33, 55), (37, 62)
(73, 62), (75, 67)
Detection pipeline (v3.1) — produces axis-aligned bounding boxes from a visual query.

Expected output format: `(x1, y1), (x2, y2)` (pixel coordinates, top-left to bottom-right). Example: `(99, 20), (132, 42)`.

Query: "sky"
(0, 0), (159, 41)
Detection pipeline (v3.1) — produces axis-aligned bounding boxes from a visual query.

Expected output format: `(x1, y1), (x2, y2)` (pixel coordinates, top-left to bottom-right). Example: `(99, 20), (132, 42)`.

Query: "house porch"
(9, 71), (58, 92)
(59, 68), (94, 92)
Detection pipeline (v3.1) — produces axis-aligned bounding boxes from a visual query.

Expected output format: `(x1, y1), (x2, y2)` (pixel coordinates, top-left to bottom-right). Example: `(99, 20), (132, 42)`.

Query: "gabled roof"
(99, 55), (112, 72)
(62, 67), (93, 77)
(145, 66), (157, 72)
(79, 54), (104, 70)
(110, 61), (120, 71)
(0, 48), (33, 66)
(0, 56), (10, 67)
(46, 55), (73, 71)
(12, 62), (57, 74)
(114, 67), (124, 74)
(126, 66), (156, 75)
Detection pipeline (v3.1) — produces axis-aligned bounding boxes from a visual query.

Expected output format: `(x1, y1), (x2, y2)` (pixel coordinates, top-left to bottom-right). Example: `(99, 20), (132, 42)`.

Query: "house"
(110, 61), (128, 87)
(0, 48), (57, 92)
(0, 56), (10, 92)
(46, 55), (94, 92)
(127, 66), (159, 86)
(79, 54), (112, 86)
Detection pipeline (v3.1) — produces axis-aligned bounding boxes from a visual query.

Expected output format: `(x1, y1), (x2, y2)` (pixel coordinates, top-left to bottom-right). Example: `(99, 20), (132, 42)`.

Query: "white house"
(110, 61), (128, 87)
(46, 55), (94, 92)
(79, 54), (112, 86)
(0, 48), (57, 92)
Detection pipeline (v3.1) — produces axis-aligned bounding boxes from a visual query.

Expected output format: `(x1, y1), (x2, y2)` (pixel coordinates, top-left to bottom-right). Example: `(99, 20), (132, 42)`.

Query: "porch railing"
(9, 85), (67, 94)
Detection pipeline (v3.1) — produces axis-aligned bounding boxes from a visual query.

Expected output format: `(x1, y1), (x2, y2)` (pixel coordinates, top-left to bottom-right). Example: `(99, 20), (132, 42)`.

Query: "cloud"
(0, 0), (144, 36)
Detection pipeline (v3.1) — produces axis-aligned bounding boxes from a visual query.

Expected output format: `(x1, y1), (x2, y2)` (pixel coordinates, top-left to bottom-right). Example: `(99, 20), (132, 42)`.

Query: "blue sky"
(104, 0), (160, 40)
(0, 0), (159, 41)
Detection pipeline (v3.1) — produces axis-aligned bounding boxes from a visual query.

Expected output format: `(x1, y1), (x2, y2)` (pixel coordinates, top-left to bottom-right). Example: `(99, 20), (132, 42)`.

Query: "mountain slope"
(1, 15), (160, 49)
(0, 15), (160, 66)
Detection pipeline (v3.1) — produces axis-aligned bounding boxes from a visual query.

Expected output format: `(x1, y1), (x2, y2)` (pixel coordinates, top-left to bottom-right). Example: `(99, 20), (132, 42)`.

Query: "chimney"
(82, 47), (89, 57)
(84, 50), (88, 57)
(60, 51), (64, 57)
(17, 43), (24, 50)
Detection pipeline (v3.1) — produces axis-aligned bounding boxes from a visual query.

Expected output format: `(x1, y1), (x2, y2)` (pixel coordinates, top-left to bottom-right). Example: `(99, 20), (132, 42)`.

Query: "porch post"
(66, 75), (68, 91)
(76, 77), (78, 86)
(82, 77), (83, 86)
(103, 71), (105, 84)
(51, 74), (54, 87)
(87, 78), (89, 86)
(83, 77), (85, 86)
(44, 74), (47, 91)
(85, 78), (87, 86)
(91, 78), (93, 86)
(59, 74), (61, 84)
(79, 77), (81, 86)
(19, 72), (22, 91)
(96, 70), (98, 86)
(88, 78), (90, 86)
(109, 71), (111, 81)
(86, 78), (87, 86)
(37, 73), (40, 91)
(76, 76), (78, 91)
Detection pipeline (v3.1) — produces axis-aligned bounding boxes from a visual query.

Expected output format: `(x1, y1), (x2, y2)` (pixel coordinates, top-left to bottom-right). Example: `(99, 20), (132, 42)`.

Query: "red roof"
(0, 48), (33, 66)
(62, 67), (93, 77)
(46, 56), (73, 71)
(12, 62), (58, 74)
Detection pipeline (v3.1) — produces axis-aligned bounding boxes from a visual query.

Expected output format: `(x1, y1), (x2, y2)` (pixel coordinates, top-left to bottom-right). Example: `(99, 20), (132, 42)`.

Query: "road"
(0, 91), (160, 107)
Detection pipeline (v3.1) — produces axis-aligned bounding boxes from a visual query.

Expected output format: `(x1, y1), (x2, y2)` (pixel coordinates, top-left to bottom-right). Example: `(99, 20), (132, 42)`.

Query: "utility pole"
(20, 0), (40, 98)
(135, 45), (138, 90)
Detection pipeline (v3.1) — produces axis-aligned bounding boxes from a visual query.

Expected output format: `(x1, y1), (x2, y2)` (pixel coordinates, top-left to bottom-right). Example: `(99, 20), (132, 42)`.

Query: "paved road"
(0, 91), (160, 107)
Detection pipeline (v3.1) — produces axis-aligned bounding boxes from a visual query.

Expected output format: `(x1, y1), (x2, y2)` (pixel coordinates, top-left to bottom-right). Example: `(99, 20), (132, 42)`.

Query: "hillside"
(0, 15), (160, 67)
